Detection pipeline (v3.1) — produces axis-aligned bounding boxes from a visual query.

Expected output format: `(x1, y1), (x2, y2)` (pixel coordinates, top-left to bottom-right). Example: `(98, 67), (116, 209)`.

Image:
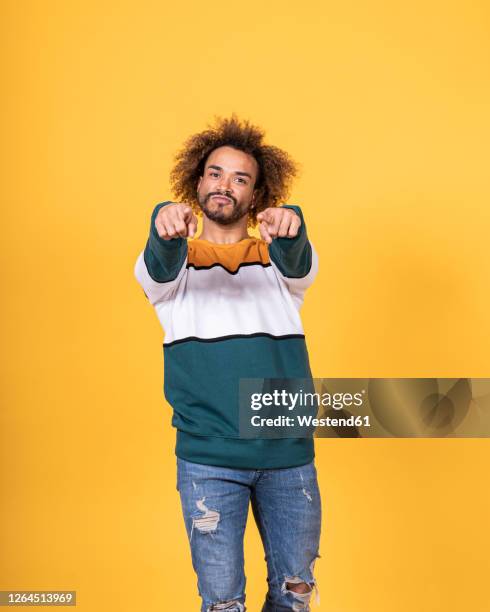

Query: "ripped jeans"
(176, 457), (321, 611)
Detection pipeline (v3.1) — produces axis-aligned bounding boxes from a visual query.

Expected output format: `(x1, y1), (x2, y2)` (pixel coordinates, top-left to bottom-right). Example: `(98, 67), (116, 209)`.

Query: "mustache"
(207, 192), (237, 205)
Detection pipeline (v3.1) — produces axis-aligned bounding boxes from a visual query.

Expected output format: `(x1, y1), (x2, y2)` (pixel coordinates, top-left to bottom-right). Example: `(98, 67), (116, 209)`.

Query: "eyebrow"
(207, 165), (253, 179)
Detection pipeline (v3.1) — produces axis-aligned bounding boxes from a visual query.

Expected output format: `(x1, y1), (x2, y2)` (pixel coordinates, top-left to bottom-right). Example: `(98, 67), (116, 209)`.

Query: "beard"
(197, 192), (250, 226)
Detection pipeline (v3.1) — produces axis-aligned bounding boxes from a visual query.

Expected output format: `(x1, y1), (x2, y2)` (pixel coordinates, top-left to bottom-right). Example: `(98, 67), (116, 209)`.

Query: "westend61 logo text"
(250, 389), (365, 411)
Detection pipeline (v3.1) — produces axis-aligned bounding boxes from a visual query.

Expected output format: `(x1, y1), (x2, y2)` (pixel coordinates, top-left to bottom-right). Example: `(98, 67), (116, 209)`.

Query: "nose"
(217, 175), (232, 193)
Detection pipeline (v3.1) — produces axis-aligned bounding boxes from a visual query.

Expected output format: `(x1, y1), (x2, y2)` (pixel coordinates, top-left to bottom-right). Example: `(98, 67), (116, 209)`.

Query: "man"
(134, 115), (321, 611)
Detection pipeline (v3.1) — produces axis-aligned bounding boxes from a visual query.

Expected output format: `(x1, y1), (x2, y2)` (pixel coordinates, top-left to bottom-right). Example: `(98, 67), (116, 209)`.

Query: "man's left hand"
(257, 207), (301, 245)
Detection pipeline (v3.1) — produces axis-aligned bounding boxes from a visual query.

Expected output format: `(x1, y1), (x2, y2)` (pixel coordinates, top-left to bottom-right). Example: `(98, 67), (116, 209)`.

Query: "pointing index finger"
(259, 221), (272, 244)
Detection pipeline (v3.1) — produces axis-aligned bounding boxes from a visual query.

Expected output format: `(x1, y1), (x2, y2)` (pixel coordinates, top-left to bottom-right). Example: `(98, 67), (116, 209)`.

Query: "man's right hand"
(155, 203), (198, 240)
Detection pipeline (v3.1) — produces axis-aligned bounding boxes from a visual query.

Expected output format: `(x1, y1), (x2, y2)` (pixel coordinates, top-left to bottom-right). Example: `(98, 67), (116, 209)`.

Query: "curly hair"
(169, 114), (299, 226)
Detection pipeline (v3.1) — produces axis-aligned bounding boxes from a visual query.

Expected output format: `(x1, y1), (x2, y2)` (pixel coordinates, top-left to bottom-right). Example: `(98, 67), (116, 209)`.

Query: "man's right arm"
(134, 201), (196, 305)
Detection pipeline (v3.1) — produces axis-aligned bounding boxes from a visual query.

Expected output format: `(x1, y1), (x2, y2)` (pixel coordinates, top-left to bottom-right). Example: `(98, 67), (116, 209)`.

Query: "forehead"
(204, 146), (258, 176)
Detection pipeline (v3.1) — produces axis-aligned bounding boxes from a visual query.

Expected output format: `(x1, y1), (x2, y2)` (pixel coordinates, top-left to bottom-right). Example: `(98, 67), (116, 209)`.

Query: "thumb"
(181, 204), (193, 218)
(257, 209), (271, 224)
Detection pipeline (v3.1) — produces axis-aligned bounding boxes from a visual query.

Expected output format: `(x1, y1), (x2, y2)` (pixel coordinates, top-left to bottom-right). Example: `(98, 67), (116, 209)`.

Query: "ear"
(197, 176), (202, 191)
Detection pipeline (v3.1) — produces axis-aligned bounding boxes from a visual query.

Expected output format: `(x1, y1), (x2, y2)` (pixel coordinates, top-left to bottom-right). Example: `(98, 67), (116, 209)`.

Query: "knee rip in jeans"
(281, 556), (320, 610)
(299, 470), (313, 503)
(206, 599), (245, 611)
(191, 496), (220, 539)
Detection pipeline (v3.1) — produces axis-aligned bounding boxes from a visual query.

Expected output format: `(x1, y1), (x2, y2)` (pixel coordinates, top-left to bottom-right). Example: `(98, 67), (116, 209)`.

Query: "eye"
(209, 171), (220, 178)
(236, 177), (247, 184)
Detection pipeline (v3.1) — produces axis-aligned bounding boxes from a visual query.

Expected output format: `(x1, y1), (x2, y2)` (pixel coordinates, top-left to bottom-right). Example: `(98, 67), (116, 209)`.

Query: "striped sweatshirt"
(134, 201), (319, 469)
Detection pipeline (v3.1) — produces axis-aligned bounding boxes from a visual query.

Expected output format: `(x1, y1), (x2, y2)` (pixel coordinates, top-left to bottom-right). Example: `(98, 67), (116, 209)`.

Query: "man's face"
(196, 146), (258, 225)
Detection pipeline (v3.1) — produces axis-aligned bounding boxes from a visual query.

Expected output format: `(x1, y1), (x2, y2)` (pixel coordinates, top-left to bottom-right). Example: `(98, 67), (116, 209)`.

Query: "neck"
(197, 216), (251, 244)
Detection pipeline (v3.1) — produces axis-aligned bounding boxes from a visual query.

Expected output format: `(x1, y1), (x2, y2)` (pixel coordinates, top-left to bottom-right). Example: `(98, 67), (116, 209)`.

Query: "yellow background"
(1, 1), (489, 610)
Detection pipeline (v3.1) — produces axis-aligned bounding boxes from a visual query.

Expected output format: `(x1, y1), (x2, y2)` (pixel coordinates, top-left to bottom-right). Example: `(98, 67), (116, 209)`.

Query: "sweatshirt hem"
(175, 429), (315, 470)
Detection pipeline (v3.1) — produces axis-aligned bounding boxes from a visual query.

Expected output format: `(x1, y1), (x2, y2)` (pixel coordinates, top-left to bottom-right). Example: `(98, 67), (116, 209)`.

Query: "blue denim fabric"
(176, 457), (322, 611)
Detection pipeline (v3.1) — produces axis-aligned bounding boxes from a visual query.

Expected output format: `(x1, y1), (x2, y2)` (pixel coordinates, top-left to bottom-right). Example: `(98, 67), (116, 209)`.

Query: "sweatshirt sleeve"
(134, 201), (188, 305)
(268, 204), (319, 298)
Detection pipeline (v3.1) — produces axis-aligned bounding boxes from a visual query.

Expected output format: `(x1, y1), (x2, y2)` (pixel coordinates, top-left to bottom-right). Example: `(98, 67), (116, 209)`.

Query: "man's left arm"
(258, 205), (319, 295)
